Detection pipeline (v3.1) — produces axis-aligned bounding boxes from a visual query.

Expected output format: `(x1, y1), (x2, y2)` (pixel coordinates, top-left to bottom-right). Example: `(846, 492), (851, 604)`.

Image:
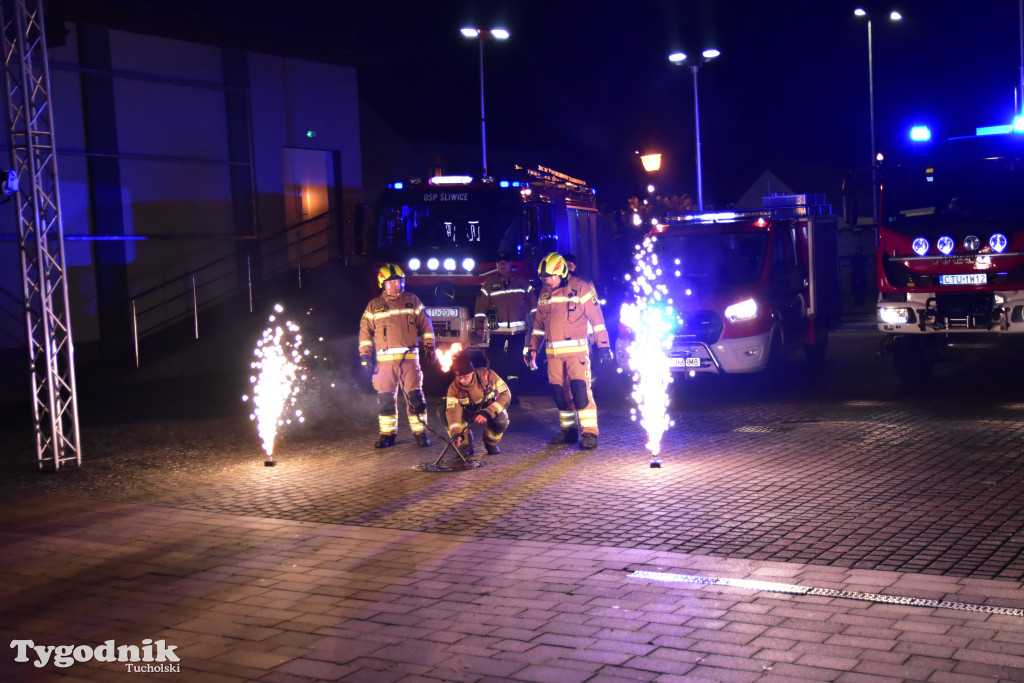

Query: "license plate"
(426, 307), (460, 318)
(939, 273), (986, 285)
(670, 357), (701, 368)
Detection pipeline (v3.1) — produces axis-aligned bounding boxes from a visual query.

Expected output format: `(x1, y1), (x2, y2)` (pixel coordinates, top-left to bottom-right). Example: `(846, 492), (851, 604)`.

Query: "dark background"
(58, 0), (1024, 206)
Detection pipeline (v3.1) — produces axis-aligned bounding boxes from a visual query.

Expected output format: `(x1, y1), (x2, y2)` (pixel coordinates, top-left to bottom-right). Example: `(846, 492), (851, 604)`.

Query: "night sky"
(73, 0), (1024, 208)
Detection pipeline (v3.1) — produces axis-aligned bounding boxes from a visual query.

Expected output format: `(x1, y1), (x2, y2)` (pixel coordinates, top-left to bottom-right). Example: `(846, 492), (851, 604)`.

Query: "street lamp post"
(460, 27), (509, 178)
(854, 8), (901, 232)
(669, 49), (720, 212)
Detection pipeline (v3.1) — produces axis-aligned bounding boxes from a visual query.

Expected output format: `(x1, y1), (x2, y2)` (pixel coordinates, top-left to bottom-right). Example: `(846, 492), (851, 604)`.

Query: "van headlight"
(724, 298), (757, 323)
(879, 306), (911, 324)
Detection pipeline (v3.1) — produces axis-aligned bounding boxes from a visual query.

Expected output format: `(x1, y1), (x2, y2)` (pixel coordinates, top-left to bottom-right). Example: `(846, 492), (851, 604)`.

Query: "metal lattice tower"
(1, 0), (81, 469)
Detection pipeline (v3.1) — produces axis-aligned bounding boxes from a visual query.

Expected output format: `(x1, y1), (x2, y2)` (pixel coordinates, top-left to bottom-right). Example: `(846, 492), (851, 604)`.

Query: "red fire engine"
(365, 165), (599, 351)
(616, 195), (840, 376)
(876, 129), (1024, 382)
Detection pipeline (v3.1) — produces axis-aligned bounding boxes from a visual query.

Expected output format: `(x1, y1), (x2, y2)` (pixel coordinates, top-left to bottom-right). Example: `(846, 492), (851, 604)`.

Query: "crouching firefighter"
(359, 264), (436, 449)
(445, 352), (511, 456)
(526, 252), (613, 450)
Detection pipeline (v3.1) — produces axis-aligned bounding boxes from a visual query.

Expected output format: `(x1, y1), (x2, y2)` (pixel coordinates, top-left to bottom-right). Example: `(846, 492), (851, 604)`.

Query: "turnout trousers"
(545, 349), (598, 436)
(371, 354), (428, 436)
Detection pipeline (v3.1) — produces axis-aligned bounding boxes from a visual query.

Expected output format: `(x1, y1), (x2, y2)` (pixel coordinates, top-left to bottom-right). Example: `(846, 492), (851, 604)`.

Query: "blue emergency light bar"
(909, 125), (931, 142)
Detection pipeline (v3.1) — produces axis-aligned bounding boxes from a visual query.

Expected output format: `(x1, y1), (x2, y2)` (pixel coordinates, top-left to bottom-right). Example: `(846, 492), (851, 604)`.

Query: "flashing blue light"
(394, 181), (404, 190)
(512, 181), (521, 187)
(909, 126), (931, 142)
(912, 237), (929, 256)
(499, 180), (509, 188)
(937, 235), (955, 255)
(977, 124), (1013, 136)
(990, 233), (1008, 253)
(1015, 116), (1024, 133)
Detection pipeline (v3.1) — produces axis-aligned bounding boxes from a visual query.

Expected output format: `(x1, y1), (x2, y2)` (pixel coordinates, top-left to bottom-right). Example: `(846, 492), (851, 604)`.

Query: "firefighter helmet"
(377, 263), (405, 288)
(538, 252), (568, 280)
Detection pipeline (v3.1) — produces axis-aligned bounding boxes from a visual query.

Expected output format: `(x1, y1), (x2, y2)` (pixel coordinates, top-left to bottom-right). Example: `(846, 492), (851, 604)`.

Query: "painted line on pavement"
(628, 570), (1024, 617)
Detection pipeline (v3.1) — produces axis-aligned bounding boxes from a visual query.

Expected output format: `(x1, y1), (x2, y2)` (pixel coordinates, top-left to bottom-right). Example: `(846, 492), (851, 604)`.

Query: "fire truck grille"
(926, 293), (996, 330)
(672, 310), (723, 345)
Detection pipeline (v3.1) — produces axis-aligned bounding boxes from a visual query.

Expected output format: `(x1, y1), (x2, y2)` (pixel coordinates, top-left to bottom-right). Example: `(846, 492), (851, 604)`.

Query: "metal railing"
(129, 209), (338, 366)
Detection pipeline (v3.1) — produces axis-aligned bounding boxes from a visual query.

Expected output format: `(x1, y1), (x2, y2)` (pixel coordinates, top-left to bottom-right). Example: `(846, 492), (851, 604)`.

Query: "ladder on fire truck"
(1, 0), (81, 469)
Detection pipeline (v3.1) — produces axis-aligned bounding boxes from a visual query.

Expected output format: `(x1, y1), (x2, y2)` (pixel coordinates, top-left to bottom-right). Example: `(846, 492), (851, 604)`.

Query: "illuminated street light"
(669, 48), (720, 211)
(640, 153), (662, 172)
(854, 8), (901, 232)
(461, 27), (510, 178)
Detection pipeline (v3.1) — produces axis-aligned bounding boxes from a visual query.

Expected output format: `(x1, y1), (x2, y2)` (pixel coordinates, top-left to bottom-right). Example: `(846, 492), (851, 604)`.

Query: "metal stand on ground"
(412, 429), (486, 472)
(412, 406), (486, 472)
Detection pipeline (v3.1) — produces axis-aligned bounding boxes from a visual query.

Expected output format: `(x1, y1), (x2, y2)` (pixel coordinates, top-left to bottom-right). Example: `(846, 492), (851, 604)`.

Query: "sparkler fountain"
(621, 236), (678, 467)
(242, 304), (307, 465)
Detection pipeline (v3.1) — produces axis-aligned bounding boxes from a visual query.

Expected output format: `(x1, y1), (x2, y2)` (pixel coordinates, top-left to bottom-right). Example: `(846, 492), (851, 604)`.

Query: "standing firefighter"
(359, 264), (436, 449)
(445, 352), (511, 456)
(526, 252), (613, 449)
(474, 251), (536, 401)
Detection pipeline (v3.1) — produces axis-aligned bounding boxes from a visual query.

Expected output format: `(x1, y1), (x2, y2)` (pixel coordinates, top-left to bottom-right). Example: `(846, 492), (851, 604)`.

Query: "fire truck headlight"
(443, 257), (456, 271)
(937, 236), (955, 255)
(724, 298), (757, 323)
(426, 257), (440, 271)
(912, 237), (929, 256)
(879, 306), (910, 325)
(408, 258), (421, 271)
(462, 258), (475, 272)
(990, 233), (1008, 253)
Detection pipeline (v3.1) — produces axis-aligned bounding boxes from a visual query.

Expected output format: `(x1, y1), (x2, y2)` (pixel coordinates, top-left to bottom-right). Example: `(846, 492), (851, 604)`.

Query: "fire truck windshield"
(375, 198), (524, 260)
(655, 231), (766, 287)
(884, 134), (1024, 230)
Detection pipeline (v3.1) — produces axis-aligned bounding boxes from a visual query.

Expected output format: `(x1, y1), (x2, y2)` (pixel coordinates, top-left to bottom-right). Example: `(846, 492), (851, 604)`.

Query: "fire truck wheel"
(804, 327), (828, 365)
(892, 336), (933, 385)
(765, 330), (785, 382)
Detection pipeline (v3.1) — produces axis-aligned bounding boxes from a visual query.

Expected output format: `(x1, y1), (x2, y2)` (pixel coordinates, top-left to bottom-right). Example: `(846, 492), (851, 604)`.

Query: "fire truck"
(876, 129), (1024, 383)
(615, 195), (840, 376)
(365, 165), (599, 353)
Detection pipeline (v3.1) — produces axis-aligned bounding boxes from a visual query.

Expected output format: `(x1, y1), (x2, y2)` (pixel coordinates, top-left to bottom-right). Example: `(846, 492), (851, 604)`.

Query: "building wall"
(0, 22), (362, 374)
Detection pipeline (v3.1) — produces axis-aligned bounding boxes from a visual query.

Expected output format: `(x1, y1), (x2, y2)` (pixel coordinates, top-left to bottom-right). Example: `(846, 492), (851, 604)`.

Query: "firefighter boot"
(414, 432), (431, 448)
(579, 432), (598, 450)
(375, 433), (396, 449)
(485, 442), (501, 455)
(550, 428), (578, 445)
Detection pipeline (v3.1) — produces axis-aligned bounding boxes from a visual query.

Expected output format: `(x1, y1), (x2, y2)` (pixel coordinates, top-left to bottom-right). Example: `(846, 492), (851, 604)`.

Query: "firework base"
(413, 459), (486, 473)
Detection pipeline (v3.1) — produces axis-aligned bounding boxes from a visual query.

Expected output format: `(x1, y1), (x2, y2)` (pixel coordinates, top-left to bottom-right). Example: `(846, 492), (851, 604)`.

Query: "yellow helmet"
(377, 263), (405, 288)
(538, 252), (568, 279)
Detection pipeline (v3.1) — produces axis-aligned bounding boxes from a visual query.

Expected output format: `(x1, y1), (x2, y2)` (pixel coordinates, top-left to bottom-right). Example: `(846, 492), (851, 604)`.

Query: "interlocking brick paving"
(4, 330), (1024, 581)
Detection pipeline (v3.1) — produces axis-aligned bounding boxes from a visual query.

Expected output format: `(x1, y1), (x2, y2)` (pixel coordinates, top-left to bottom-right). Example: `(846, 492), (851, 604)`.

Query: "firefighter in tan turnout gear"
(359, 264), (436, 449)
(444, 351), (511, 456)
(474, 251), (536, 401)
(525, 252), (613, 450)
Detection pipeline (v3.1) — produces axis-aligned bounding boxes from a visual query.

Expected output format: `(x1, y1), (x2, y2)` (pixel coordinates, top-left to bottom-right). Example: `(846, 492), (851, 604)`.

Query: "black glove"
(360, 358), (375, 384)
(597, 347), (613, 365)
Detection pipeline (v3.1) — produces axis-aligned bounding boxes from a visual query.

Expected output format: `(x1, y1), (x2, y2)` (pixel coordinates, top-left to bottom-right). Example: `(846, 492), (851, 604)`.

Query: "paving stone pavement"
(3, 328), (1024, 680)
